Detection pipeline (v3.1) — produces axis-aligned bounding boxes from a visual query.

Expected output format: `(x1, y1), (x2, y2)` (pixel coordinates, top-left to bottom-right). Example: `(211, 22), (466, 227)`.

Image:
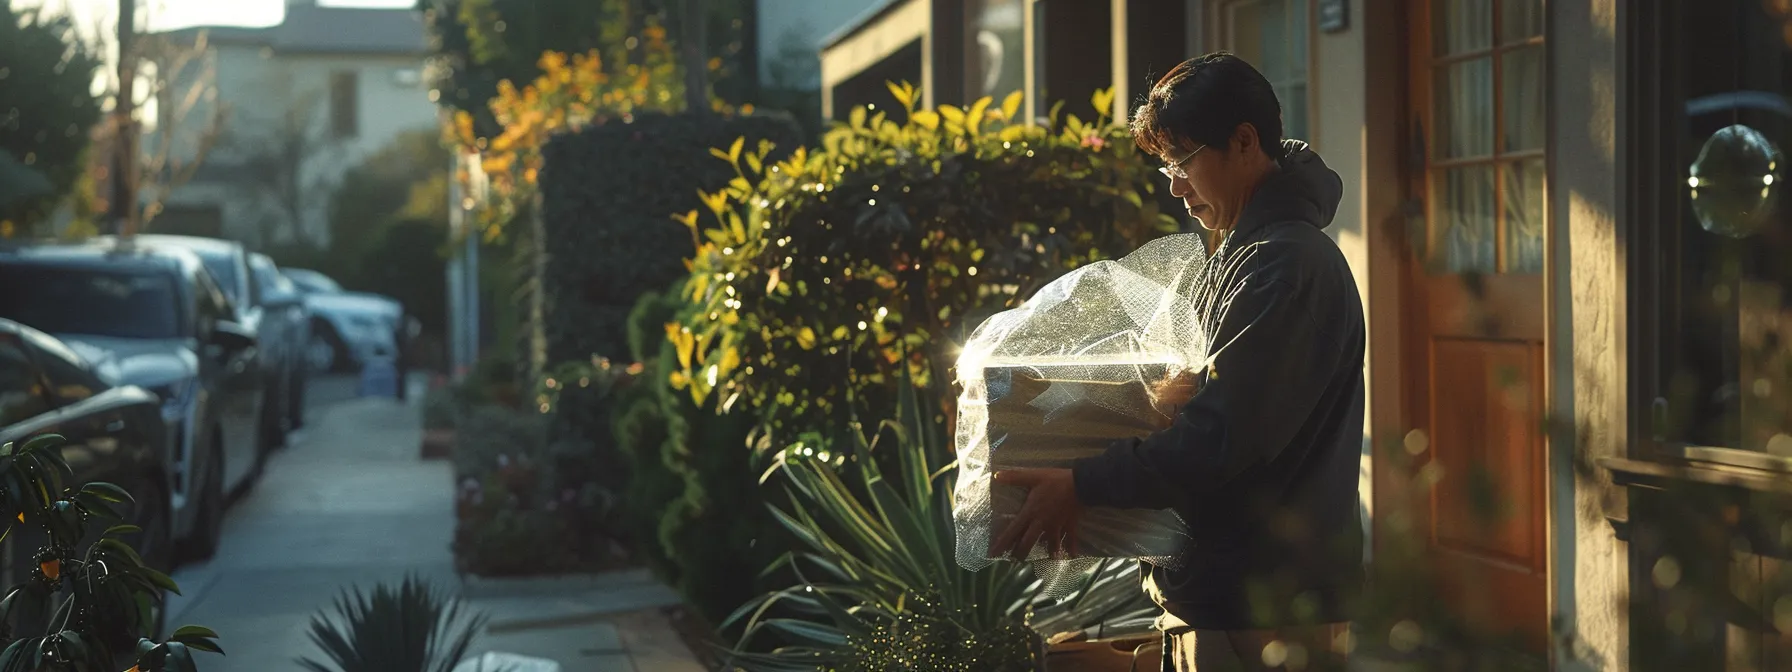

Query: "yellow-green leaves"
(885, 80), (918, 112)
(1000, 90), (1023, 122)
(1091, 87), (1116, 120)
(965, 96), (992, 135)
(911, 110), (941, 131)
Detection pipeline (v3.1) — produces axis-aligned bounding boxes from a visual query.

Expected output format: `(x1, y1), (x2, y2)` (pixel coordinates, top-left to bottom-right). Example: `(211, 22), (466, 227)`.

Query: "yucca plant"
(722, 374), (1156, 671)
(296, 574), (487, 672)
(0, 434), (221, 672)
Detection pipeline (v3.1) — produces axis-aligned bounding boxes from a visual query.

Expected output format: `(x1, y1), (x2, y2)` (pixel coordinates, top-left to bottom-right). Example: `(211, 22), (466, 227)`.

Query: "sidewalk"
(165, 376), (704, 671)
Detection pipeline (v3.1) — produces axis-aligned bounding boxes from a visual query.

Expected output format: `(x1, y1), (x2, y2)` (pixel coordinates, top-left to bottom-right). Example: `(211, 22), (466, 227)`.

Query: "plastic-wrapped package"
(954, 233), (1228, 595)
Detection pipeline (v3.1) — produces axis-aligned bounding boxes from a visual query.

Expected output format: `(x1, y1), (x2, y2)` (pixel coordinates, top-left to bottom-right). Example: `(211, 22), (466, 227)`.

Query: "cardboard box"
(980, 362), (1194, 560)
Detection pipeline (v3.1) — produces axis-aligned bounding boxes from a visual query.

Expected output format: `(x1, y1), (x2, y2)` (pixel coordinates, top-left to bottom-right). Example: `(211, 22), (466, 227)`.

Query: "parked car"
(0, 239), (264, 561)
(281, 268), (405, 374)
(101, 235), (305, 447)
(0, 318), (174, 639)
(249, 253), (311, 430)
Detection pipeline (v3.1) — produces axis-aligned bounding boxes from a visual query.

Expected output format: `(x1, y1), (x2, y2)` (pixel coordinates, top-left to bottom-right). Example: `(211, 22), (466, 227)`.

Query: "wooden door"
(1402, 0), (1550, 655)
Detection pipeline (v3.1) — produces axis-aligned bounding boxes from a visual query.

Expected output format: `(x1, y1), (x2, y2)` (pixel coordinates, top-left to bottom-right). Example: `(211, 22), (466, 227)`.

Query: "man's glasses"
(1158, 144), (1206, 180)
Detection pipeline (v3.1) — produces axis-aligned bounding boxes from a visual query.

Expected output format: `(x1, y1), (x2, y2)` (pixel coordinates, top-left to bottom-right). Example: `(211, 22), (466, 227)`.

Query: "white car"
(281, 268), (404, 373)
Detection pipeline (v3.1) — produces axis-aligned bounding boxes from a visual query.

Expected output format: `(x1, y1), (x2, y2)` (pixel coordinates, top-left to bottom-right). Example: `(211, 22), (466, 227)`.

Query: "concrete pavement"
(164, 375), (703, 671)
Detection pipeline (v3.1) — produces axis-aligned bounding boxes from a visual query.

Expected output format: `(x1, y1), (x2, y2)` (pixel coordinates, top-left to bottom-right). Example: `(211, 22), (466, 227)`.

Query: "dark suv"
(0, 239), (264, 559)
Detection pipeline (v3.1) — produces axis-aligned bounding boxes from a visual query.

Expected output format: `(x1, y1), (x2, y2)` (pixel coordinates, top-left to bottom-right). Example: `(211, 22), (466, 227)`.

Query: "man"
(989, 53), (1365, 672)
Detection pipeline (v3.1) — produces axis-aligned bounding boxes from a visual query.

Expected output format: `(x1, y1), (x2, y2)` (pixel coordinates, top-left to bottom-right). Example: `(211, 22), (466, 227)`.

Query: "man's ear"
(1232, 122), (1260, 154)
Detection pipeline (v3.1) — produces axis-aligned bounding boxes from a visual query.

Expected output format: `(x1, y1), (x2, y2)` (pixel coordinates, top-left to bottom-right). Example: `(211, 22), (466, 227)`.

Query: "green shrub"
(448, 405), (547, 482)
(670, 84), (1177, 434)
(449, 404), (617, 576)
(421, 386), (459, 432)
(608, 283), (783, 627)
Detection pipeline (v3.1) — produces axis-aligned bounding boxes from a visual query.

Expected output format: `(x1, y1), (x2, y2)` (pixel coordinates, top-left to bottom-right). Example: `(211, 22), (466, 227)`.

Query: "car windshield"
(0, 266), (183, 339)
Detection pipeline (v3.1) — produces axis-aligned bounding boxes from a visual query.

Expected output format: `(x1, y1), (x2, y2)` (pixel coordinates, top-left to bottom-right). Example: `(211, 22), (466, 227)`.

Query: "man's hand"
(989, 468), (1084, 560)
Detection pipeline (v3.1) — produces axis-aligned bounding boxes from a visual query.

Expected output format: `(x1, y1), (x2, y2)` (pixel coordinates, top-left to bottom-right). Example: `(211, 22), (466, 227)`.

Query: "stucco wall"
(1552, 0), (1627, 668)
(1304, 0), (1404, 567)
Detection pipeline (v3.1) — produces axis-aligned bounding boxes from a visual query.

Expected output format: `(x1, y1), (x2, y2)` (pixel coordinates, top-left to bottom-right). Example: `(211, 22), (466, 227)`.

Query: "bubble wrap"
(954, 232), (1238, 596)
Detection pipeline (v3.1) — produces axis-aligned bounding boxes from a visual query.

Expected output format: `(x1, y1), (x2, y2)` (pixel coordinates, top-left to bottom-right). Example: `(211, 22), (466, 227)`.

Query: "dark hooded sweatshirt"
(1071, 140), (1365, 631)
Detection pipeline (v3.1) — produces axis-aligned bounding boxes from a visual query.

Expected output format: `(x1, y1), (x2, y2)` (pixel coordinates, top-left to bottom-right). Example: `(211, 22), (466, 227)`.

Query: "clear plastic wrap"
(954, 233), (1227, 595)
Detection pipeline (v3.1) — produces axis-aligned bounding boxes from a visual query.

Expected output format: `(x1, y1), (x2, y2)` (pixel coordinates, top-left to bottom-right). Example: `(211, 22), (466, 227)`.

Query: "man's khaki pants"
(1160, 623), (1351, 671)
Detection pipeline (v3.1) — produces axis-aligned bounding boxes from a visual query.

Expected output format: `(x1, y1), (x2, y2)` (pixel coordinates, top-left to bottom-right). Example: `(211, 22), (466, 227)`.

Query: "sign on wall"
(1319, 0), (1349, 33)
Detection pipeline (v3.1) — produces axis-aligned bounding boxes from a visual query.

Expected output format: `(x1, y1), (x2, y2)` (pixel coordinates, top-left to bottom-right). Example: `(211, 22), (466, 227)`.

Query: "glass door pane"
(1436, 58), (1496, 159)
(1436, 165), (1499, 272)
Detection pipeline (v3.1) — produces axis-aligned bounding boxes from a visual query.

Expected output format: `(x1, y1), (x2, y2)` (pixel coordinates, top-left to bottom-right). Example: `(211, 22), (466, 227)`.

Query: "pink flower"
(1080, 135), (1106, 150)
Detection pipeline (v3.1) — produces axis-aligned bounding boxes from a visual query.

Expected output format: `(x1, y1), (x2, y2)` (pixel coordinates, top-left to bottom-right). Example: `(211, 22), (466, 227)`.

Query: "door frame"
(1376, 0), (1560, 658)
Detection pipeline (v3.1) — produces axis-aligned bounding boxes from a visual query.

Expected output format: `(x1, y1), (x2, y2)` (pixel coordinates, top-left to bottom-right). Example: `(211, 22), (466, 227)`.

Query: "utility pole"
(109, 0), (139, 236)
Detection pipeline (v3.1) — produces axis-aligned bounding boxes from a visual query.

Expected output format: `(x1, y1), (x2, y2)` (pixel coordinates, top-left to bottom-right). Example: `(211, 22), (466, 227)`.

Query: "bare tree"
(125, 30), (229, 234)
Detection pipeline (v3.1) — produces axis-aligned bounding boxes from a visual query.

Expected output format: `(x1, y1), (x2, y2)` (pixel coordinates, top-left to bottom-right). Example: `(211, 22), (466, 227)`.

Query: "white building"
(148, 0), (435, 249)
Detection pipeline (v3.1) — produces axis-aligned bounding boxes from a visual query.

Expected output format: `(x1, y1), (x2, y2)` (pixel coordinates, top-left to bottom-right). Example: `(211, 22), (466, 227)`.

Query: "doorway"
(1399, 0), (1551, 656)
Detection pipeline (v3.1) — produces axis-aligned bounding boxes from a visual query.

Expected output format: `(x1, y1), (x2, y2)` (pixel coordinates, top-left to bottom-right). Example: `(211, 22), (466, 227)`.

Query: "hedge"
(532, 110), (803, 520)
(537, 111), (806, 365)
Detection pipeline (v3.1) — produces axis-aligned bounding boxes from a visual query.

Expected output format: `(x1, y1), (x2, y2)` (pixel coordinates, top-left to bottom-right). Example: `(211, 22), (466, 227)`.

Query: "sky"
(21, 0), (414, 40)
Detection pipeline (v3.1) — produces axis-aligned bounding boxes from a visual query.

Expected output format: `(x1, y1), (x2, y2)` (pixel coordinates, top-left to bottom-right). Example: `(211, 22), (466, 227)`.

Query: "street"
(164, 375), (705, 672)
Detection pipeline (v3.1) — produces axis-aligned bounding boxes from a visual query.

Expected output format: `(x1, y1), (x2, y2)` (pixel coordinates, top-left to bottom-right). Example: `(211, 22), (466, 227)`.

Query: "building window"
(1413, 0), (1546, 274)
(967, 0), (1026, 102)
(1634, 0), (1792, 459)
(1212, 0), (1311, 143)
(329, 71), (358, 139)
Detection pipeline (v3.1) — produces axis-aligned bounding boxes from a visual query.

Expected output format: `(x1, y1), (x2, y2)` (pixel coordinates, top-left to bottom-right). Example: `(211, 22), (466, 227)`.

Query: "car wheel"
(306, 334), (338, 374)
(178, 443), (225, 563)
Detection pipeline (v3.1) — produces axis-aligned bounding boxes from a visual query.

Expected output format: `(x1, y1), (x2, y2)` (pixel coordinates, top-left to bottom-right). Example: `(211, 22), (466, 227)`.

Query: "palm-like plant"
(723, 378), (1156, 671)
(296, 574), (486, 672)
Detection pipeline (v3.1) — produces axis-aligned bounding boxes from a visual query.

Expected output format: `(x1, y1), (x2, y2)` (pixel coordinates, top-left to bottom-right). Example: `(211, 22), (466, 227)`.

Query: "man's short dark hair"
(1130, 52), (1285, 159)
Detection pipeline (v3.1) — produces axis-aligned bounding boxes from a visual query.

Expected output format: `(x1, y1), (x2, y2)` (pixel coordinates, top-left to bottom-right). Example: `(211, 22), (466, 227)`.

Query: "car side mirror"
(210, 320), (257, 351)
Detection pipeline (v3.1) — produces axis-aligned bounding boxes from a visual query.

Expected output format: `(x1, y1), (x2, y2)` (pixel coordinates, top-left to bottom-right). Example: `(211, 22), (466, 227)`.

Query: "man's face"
(1160, 144), (1216, 229)
(1157, 126), (1264, 232)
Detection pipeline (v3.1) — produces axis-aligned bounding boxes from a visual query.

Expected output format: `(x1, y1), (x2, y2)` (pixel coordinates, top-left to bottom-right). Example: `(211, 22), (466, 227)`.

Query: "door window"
(0, 335), (53, 427)
(1419, 0), (1546, 274)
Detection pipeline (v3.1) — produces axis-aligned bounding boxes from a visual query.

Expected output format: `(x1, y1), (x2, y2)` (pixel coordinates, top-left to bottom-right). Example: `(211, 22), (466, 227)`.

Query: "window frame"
(1206, 0), (1317, 143)
(1622, 0), (1792, 472)
(329, 70), (359, 140)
